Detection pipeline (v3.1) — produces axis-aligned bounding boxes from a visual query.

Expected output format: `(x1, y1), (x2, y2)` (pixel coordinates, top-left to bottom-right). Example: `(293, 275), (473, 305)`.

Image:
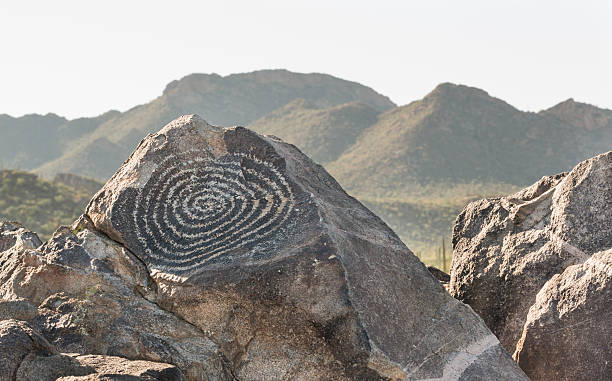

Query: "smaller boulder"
(513, 249), (612, 380)
(0, 221), (41, 253)
(450, 151), (612, 380)
(0, 319), (57, 381)
(17, 353), (186, 381)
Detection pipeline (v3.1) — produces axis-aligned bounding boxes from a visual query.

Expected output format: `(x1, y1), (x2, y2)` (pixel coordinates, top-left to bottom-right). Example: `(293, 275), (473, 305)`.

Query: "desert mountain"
(249, 99), (380, 164)
(327, 83), (612, 201)
(1, 72), (611, 259)
(1, 70), (395, 179)
(541, 97), (612, 130)
(0, 112), (119, 170)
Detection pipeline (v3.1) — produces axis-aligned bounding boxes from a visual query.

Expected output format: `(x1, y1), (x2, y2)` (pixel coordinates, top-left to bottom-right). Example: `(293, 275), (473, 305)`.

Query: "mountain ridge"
(327, 82), (612, 201)
(1, 70), (610, 258)
(6, 69), (394, 179)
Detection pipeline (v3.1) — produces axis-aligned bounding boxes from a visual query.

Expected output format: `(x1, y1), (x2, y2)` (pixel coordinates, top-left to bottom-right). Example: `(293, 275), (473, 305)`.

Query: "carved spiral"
(131, 151), (295, 274)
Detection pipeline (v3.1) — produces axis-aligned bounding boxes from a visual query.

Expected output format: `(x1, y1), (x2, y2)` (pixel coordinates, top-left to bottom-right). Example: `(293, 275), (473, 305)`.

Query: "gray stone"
(17, 352), (186, 381)
(84, 115), (527, 380)
(513, 249), (612, 380)
(450, 151), (612, 380)
(0, 218), (232, 380)
(0, 221), (42, 253)
(0, 319), (57, 381)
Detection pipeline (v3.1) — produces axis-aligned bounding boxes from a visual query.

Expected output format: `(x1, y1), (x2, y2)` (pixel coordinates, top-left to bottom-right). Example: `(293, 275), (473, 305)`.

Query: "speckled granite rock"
(450, 151), (612, 380)
(514, 248), (612, 380)
(0, 221), (41, 252)
(17, 352), (186, 381)
(81, 114), (527, 380)
(0, 318), (186, 381)
(0, 219), (231, 380)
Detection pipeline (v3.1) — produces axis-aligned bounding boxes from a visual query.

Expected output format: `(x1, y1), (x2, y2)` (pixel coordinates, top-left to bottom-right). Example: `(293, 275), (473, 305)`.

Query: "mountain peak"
(161, 69), (395, 113)
(542, 98), (612, 130)
(162, 73), (223, 95)
(427, 82), (491, 99)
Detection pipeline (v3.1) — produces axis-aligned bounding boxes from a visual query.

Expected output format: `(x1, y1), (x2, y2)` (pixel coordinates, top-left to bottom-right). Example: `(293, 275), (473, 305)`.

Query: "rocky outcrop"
(514, 249), (611, 380)
(0, 219), (232, 380)
(1, 114), (528, 380)
(0, 319), (185, 381)
(0, 221), (41, 253)
(18, 352), (186, 381)
(450, 151), (612, 380)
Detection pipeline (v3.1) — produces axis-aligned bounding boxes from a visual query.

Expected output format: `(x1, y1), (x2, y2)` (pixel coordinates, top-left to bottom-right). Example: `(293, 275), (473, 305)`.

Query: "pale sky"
(1, 0), (610, 119)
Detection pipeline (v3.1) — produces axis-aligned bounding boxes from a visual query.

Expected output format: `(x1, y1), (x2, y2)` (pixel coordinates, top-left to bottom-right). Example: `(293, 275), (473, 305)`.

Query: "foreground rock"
(0, 320), (184, 381)
(1, 114), (528, 380)
(515, 249), (612, 380)
(0, 221), (41, 253)
(0, 219), (231, 380)
(450, 151), (612, 380)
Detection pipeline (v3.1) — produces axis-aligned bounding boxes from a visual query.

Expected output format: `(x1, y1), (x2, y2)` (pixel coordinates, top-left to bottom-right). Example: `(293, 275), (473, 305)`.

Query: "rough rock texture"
(427, 266), (450, 283)
(0, 221), (42, 252)
(0, 219), (231, 380)
(17, 353), (186, 381)
(0, 319), (57, 380)
(79, 114), (527, 380)
(1, 114), (528, 380)
(514, 249), (612, 380)
(450, 151), (612, 380)
(0, 319), (185, 381)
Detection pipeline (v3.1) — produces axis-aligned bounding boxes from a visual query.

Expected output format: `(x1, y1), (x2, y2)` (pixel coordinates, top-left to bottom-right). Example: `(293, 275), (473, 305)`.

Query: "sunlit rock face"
(1, 115), (528, 380)
(450, 151), (612, 381)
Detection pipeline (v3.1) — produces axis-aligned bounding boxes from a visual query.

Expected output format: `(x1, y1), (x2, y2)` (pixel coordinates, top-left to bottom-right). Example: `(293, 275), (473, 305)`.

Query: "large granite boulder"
(82, 114), (526, 380)
(450, 151), (612, 380)
(1, 114), (528, 380)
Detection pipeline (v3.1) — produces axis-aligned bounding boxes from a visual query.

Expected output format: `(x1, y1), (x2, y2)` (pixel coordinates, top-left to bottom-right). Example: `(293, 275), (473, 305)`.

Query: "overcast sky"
(1, 0), (610, 119)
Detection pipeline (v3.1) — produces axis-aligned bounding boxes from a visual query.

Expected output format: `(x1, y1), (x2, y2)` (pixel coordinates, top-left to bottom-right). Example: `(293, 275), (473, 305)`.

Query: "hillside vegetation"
(327, 83), (612, 199)
(0, 170), (101, 239)
(1, 71), (611, 266)
(249, 99), (380, 164)
(3, 70), (394, 180)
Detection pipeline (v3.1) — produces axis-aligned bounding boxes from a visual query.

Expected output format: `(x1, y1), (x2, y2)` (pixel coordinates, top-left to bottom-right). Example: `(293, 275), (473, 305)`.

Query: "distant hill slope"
(0, 111), (120, 171)
(0, 170), (102, 239)
(248, 99), (380, 164)
(540, 97), (612, 130)
(327, 83), (612, 200)
(1, 73), (611, 264)
(22, 70), (394, 179)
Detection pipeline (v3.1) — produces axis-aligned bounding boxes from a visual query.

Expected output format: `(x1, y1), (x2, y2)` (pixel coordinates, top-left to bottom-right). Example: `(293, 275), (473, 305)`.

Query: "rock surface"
(0, 319), (184, 381)
(514, 249), (612, 380)
(0, 221), (42, 252)
(0, 217), (232, 379)
(1, 114), (528, 380)
(450, 151), (612, 380)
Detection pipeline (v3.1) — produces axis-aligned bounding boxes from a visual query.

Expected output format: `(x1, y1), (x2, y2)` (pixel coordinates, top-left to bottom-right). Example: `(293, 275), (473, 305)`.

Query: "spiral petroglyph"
(128, 150), (295, 274)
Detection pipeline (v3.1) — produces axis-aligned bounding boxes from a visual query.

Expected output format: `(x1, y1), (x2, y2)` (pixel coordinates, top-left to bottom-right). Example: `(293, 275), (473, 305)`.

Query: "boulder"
(16, 353), (186, 381)
(513, 249), (611, 380)
(0, 221), (42, 253)
(0, 219), (232, 380)
(450, 151), (612, 380)
(0, 115), (528, 380)
(0, 319), (57, 380)
(0, 319), (186, 381)
(80, 114), (527, 380)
